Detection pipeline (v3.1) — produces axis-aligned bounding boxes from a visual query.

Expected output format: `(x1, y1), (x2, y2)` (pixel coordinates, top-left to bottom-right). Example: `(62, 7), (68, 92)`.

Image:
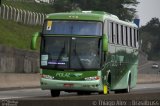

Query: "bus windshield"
(41, 37), (101, 70)
(43, 21), (102, 36)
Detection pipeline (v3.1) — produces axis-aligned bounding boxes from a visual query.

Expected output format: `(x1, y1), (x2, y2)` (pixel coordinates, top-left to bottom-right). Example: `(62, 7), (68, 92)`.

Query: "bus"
(31, 11), (139, 97)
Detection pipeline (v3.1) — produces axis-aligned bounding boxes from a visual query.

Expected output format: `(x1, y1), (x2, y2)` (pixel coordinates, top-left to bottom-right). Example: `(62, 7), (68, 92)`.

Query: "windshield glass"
(41, 37), (101, 70)
(41, 37), (69, 69)
(70, 37), (101, 69)
(43, 21), (102, 36)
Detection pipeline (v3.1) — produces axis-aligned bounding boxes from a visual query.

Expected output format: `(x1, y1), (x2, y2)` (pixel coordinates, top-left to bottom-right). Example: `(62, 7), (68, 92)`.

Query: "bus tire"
(99, 92), (103, 94)
(77, 91), (91, 95)
(50, 90), (60, 97)
(77, 91), (85, 95)
(107, 73), (111, 94)
(114, 90), (121, 94)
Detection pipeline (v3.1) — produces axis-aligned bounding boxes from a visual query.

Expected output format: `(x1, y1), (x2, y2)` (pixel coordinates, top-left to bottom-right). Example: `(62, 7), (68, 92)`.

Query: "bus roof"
(46, 11), (138, 28)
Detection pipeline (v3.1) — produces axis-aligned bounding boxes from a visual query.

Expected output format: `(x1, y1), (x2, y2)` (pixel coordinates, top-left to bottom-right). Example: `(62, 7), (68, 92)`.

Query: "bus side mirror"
(31, 32), (41, 50)
(103, 34), (108, 52)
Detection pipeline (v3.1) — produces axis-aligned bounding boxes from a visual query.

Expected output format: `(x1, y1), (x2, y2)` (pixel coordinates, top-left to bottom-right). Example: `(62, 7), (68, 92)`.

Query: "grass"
(0, 1), (51, 50)
(3, 0), (55, 14)
(0, 0), (54, 50)
(0, 18), (41, 50)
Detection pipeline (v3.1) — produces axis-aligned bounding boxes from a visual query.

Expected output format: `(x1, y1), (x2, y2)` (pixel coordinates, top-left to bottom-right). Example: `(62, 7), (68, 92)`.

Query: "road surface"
(0, 83), (160, 106)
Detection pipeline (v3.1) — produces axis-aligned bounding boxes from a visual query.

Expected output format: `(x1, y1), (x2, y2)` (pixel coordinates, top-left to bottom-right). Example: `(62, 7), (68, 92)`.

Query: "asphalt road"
(0, 83), (160, 100)
(138, 61), (160, 74)
(0, 83), (160, 106)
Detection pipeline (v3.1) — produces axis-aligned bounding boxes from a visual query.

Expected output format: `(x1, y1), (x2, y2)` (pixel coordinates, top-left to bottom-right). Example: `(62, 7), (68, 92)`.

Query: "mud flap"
(103, 85), (108, 94)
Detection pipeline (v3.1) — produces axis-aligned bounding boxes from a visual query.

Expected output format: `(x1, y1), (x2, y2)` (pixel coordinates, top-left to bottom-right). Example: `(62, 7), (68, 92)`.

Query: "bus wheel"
(50, 90), (60, 97)
(114, 90), (121, 94)
(77, 91), (84, 95)
(77, 91), (91, 95)
(98, 92), (103, 94)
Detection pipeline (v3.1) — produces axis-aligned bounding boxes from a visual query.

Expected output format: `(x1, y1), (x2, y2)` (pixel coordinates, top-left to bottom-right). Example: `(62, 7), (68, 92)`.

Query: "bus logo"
(56, 73), (83, 78)
(56, 73), (71, 78)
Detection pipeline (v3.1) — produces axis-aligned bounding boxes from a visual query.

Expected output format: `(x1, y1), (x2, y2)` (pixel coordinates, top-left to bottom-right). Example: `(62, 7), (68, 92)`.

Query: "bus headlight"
(84, 76), (100, 81)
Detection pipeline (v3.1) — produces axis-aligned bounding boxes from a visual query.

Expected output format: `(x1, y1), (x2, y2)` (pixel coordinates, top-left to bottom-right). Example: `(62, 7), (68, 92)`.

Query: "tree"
(53, 0), (80, 12)
(140, 18), (160, 60)
(53, 0), (139, 21)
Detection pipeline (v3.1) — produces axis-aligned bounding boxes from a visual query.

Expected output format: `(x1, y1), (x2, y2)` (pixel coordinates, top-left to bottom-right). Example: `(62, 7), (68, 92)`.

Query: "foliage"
(53, 0), (139, 21)
(140, 18), (160, 60)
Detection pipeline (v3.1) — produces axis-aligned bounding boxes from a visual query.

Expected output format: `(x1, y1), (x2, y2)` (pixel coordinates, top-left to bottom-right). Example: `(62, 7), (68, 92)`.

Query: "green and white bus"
(31, 11), (139, 97)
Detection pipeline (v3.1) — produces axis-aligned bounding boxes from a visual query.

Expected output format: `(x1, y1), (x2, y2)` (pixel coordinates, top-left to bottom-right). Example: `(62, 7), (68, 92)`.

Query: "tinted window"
(43, 21), (102, 36)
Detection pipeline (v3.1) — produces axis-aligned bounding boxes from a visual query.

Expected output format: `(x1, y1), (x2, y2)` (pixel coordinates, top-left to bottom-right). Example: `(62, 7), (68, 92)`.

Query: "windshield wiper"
(73, 43), (85, 70)
(54, 42), (65, 68)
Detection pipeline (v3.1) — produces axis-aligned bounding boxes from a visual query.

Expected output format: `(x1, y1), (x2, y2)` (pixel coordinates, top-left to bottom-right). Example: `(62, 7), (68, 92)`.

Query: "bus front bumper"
(40, 78), (103, 92)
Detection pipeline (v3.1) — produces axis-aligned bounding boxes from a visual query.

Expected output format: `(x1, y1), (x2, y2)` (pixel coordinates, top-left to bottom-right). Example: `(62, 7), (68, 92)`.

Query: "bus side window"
(133, 29), (136, 47)
(137, 30), (139, 42)
(116, 24), (119, 44)
(108, 22), (112, 43)
(132, 28), (134, 47)
(111, 22), (114, 43)
(125, 26), (128, 46)
(130, 27), (132, 47)
(127, 27), (130, 47)
(123, 26), (126, 45)
(119, 24), (122, 45)
(121, 25), (124, 45)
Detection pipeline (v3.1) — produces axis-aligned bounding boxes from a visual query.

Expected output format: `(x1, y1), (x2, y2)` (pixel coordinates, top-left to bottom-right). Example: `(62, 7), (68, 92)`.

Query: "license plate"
(64, 84), (73, 87)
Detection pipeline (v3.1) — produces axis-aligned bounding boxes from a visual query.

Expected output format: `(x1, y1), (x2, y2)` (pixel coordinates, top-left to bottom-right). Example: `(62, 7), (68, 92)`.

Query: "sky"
(136, 0), (160, 26)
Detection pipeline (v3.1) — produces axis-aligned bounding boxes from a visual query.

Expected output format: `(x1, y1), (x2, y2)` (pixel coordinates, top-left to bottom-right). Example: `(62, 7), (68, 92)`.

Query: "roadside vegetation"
(140, 18), (160, 60)
(0, 18), (41, 50)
